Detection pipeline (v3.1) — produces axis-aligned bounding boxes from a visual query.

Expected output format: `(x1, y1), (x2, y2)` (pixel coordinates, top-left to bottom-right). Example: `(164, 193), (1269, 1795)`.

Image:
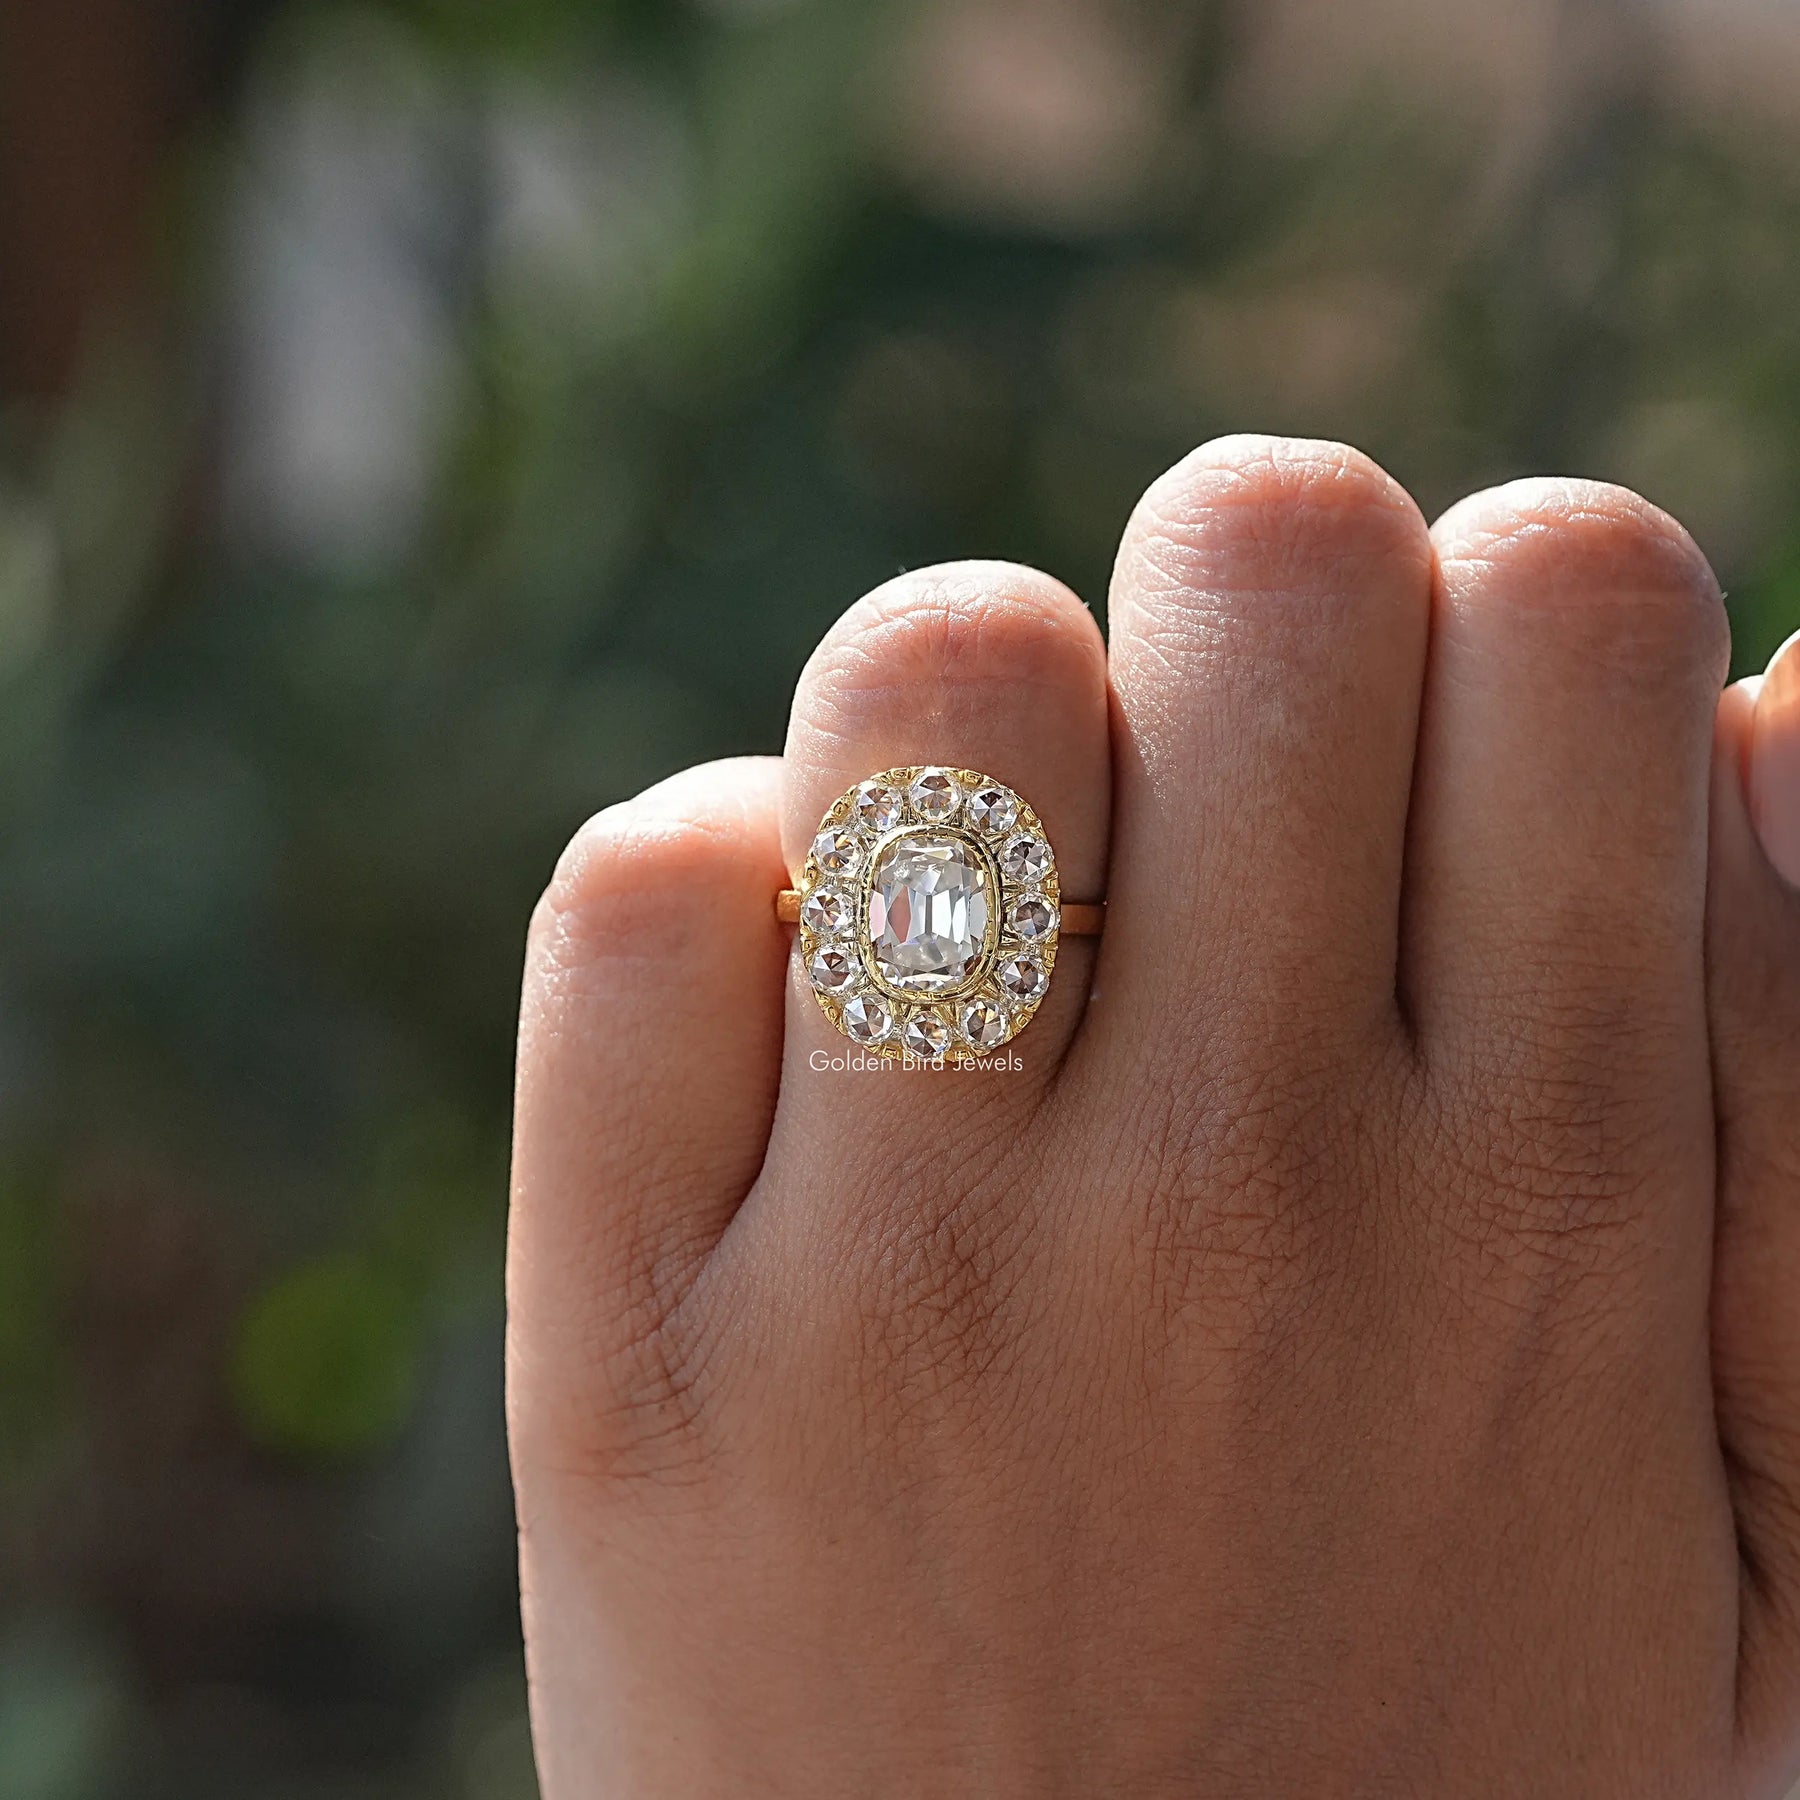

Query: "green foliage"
(0, 1165), (62, 1473)
(1737, 535), (1800, 679)
(233, 1250), (423, 1458)
(0, 1618), (129, 1800)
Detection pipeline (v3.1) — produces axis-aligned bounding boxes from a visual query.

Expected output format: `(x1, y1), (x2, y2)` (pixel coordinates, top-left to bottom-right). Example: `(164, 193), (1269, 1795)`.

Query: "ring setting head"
(796, 766), (1062, 1061)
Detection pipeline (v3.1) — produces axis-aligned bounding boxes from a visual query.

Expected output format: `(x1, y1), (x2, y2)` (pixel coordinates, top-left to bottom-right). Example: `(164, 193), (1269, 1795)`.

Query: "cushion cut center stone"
(867, 831), (992, 992)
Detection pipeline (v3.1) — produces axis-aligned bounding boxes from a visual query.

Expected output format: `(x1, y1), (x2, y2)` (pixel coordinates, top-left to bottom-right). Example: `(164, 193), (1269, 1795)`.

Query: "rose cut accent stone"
(966, 785), (1018, 836)
(853, 781), (904, 831)
(808, 945), (858, 994)
(996, 954), (1045, 1002)
(901, 1011), (950, 1058)
(1000, 834), (1050, 886)
(959, 998), (1010, 1050)
(1008, 896), (1058, 942)
(907, 767), (961, 822)
(867, 830), (992, 993)
(812, 827), (863, 876)
(841, 994), (893, 1043)
(800, 888), (851, 936)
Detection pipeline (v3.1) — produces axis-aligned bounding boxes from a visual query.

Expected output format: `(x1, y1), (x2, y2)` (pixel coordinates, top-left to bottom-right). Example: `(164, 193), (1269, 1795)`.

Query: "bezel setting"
(796, 765), (1062, 1062)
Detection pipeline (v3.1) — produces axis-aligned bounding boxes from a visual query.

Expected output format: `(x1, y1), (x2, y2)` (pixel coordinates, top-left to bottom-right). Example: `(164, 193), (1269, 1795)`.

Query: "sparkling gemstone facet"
(801, 888), (852, 936)
(812, 827), (863, 876)
(901, 1011), (950, 1058)
(959, 998), (1010, 1050)
(1001, 834), (1050, 886)
(997, 954), (1045, 1002)
(867, 831), (992, 993)
(808, 945), (859, 994)
(908, 767), (961, 822)
(841, 993), (893, 1043)
(853, 782), (904, 831)
(966, 785), (1018, 836)
(1008, 896), (1058, 942)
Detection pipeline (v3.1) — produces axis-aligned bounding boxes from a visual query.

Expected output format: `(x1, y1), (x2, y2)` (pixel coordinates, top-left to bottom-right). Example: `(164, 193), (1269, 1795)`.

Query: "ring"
(775, 765), (1103, 1061)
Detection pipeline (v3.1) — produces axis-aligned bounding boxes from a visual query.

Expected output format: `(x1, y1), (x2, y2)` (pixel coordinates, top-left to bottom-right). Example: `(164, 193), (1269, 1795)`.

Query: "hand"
(508, 435), (1800, 1797)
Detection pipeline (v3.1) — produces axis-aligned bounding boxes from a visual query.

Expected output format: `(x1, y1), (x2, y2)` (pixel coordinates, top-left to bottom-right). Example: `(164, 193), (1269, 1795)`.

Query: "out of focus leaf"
(0, 1166), (60, 1469)
(232, 1250), (422, 1457)
(0, 1615), (129, 1800)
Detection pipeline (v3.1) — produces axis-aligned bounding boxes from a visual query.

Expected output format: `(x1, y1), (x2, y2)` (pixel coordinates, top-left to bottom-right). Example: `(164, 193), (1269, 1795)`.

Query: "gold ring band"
(777, 889), (1102, 935)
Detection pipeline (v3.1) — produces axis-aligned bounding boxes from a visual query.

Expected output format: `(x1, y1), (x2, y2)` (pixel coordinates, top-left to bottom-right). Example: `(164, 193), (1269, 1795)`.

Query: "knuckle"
(804, 562), (1103, 730)
(1125, 433), (1430, 611)
(1434, 476), (1728, 670)
(530, 802), (744, 974)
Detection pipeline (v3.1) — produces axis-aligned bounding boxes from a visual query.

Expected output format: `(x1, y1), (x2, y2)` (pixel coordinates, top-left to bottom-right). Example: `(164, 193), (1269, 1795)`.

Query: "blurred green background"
(3, 0), (1799, 1794)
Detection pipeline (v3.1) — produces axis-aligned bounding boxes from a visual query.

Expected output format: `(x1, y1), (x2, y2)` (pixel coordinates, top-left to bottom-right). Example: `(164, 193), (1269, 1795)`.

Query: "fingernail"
(1751, 628), (1800, 887)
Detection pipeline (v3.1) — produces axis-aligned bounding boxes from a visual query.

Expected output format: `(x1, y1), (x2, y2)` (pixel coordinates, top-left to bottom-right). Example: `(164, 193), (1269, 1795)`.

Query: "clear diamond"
(867, 830), (991, 993)
(812, 828), (863, 877)
(1001, 834), (1050, 886)
(907, 767), (961, 822)
(800, 888), (852, 936)
(959, 998), (1010, 1050)
(853, 781), (904, 831)
(997, 954), (1044, 1002)
(841, 993), (893, 1043)
(1008, 896), (1058, 941)
(808, 945), (859, 994)
(901, 1011), (950, 1058)
(966, 785), (1018, 836)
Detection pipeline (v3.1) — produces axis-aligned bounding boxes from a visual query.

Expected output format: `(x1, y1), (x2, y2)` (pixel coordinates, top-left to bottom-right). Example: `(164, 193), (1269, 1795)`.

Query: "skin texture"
(509, 436), (1800, 1798)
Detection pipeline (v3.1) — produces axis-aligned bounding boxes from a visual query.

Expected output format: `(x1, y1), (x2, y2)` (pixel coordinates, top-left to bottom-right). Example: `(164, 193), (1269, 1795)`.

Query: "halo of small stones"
(797, 766), (1060, 1062)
